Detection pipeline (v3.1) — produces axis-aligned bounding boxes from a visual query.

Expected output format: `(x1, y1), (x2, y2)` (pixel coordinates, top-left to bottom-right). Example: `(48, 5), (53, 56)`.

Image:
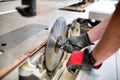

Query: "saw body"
(45, 17), (67, 72)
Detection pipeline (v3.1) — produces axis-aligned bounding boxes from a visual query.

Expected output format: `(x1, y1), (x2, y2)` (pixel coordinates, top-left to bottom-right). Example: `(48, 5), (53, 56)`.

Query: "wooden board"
(0, 39), (47, 79)
(0, 24), (50, 79)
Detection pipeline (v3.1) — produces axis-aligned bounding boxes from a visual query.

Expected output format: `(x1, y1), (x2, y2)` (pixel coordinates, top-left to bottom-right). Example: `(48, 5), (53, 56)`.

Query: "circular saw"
(45, 17), (67, 72)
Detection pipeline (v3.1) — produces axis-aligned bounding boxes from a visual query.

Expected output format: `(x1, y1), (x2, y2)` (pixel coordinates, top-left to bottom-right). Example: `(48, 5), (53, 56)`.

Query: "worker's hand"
(62, 33), (91, 53)
(66, 49), (102, 74)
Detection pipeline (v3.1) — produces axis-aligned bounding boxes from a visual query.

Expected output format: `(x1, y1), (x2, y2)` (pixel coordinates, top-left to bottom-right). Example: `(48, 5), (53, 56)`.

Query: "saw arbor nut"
(54, 36), (62, 53)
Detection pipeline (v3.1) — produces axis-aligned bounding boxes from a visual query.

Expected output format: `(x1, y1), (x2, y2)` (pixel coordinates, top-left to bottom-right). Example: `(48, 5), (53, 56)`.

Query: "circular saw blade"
(45, 17), (67, 72)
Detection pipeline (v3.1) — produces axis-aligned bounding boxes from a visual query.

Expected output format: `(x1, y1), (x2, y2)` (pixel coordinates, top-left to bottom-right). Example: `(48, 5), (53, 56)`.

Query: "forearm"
(92, 2), (120, 66)
(87, 15), (111, 43)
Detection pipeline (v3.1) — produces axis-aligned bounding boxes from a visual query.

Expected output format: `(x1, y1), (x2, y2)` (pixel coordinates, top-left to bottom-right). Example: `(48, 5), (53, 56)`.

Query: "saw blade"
(45, 17), (67, 72)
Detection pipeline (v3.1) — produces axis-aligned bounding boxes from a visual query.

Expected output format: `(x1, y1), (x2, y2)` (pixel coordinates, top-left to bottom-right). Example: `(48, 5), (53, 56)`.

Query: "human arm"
(62, 15), (111, 53)
(87, 15), (111, 42)
(92, 2), (120, 66)
(66, 2), (120, 73)
(66, 13), (119, 71)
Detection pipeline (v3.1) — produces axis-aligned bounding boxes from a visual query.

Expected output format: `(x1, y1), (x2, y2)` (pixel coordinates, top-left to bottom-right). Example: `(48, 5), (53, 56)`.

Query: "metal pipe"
(16, 0), (36, 17)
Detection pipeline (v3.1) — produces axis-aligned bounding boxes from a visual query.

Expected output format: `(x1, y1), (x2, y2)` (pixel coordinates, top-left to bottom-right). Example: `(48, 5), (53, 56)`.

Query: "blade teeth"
(44, 17), (67, 72)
